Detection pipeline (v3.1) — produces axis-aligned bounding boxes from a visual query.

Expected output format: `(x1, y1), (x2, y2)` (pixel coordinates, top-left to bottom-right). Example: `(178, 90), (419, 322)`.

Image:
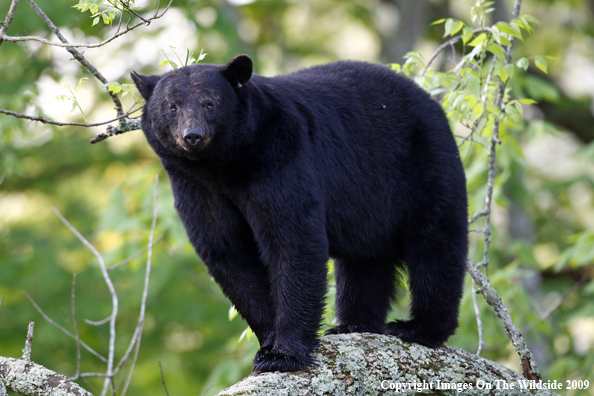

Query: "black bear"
(131, 55), (468, 373)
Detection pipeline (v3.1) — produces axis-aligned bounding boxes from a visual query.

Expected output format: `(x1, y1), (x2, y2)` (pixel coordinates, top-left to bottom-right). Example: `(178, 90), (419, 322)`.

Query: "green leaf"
(496, 22), (522, 40)
(503, 63), (515, 80)
(160, 60), (178, 69)
(488, 43), (506, 60)
(92, 16), (100, 26)
(108, 83), (122, 94)
(498, 66), (509, 83)
(471, 103), (484, 119)
(467, 95), (478, 110)
(516, 57), (529, 71)
(468, 33), (487, 47)
(462, 27), (474, 45)
(499, 35), (512, 46)
(432, 18), (446, 25)
(77, 77), (88, 91)
(102, 12), (110, 25)
(523, 14), (540, 25)
(535, 56), (548, 74)
(519, 98), (537, 104)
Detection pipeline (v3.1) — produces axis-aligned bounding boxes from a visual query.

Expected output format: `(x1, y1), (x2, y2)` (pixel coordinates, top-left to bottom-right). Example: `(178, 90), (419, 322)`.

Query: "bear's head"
(131, 55), (253, 159)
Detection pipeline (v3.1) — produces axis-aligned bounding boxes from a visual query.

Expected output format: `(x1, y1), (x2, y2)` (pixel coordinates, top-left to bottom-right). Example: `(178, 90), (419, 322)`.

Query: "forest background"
(1, 0), (594, 395)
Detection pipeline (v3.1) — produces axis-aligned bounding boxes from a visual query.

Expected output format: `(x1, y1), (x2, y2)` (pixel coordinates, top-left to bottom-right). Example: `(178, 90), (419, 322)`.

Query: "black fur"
(131, 55), (468, 372)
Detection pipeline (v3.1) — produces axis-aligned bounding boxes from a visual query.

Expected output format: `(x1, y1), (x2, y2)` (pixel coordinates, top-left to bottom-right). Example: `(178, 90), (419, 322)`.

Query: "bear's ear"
(221, 55), (253, 88)
(131, 71), (161, 102)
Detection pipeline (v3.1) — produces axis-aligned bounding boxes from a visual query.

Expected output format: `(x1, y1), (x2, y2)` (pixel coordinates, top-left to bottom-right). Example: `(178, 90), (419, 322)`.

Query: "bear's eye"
(206, 103), (214, 111)
(169, 104), (178, 113)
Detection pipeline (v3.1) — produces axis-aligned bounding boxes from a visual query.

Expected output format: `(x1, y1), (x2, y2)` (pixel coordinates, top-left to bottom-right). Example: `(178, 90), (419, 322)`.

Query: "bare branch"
(108, 235), (163, 270)
(21, 322), (35, 362)
(422, 27), (492, 76)
(468, 209), (489, 224)
(0, 0), (19, 46)
(115, 175), (159, 377)
(0, 105), (142, 128)
(0, 0), (173, 49)
(90, 118), (142, 143)
(51, 206), (118, 396)
(470, 279), (484, 356)
(71, 274), (81, 379)
(158, 361), (171, 396)
(24, 292), (107, 363)
(0, 357), (94, 396)
(466, 258), (542, 381)
(84, 316), (111, 326)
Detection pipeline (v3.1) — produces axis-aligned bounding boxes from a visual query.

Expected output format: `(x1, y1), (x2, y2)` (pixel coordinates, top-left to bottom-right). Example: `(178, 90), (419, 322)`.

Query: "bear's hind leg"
(326, 258), (396, 335)
(384, 228), (466, 347)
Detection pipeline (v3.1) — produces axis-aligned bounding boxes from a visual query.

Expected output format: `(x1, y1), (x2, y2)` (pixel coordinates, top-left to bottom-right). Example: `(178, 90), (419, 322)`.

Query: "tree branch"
(0, 106), (142, 128)
(0, 357), (93, 396)
(51, 206), (118, 396)
(217, 333), (556, 395)
(422, 27), (492, 76)
(0, 0), (173, 49)
(0, 0), (19, 46)
(466, 259), (542, 381)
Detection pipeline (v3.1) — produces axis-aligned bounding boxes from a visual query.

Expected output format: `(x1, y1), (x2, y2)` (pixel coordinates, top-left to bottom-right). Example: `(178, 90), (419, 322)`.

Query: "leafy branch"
(0, 0), (172, 143)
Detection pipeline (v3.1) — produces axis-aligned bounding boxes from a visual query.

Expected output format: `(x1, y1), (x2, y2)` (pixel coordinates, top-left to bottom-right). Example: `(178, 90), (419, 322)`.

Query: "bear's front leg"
(244, 179), (328, 372)
(168, 172), (277, 351)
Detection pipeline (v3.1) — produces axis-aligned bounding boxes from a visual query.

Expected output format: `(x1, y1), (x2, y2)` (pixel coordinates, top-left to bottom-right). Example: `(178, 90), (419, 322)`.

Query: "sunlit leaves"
(161, 47), (208, 70)
(516, 57), (529, 71)
(73, 0), (139, 27)
(535, 56), (548, 74)
(53, 78), (89, 122)
(471, 0), (495, 27)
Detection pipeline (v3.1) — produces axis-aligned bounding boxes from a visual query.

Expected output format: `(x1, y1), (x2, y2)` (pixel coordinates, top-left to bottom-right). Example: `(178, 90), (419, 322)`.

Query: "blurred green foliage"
(1, 0), (594, 395)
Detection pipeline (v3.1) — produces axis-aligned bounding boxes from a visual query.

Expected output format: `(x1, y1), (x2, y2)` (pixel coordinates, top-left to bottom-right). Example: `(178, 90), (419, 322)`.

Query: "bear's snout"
(182, 128), (206, 148)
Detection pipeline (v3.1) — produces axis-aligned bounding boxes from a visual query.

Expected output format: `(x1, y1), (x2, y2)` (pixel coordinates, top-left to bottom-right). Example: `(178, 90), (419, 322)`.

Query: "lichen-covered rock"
(217, 334), (560, 396)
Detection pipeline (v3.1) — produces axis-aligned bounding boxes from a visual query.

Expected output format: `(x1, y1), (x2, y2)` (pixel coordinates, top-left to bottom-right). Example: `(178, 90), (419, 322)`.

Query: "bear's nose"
(183, 128), (205, 147)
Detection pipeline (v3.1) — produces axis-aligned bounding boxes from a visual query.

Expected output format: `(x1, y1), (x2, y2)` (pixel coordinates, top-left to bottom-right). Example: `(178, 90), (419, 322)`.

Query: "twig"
(0, 0), (173, 49)
(120, 335), (141, 396)
(468, 209), (489, 224)
(108, 234), (164, 270)
(115, 175), (159, 377)
(422, 27), (492, 76)
(71, 274), (81, 379)
(470, 279), (484, 356)
(0, 296), (4, 310)
(466, 258), (541, 381)
(158, 361), (171, 396)
(0, 0), (19, 46)
(90, 118), (142, 143)
(522, 272), (589, 333)
(24, 292), (107, 363)
(0, 105), (142, 128)
(24, 0), (125, 118)
(52, 206), (118, 396)
(21, 322), (35, 362)
(85, 316), (112, 326)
